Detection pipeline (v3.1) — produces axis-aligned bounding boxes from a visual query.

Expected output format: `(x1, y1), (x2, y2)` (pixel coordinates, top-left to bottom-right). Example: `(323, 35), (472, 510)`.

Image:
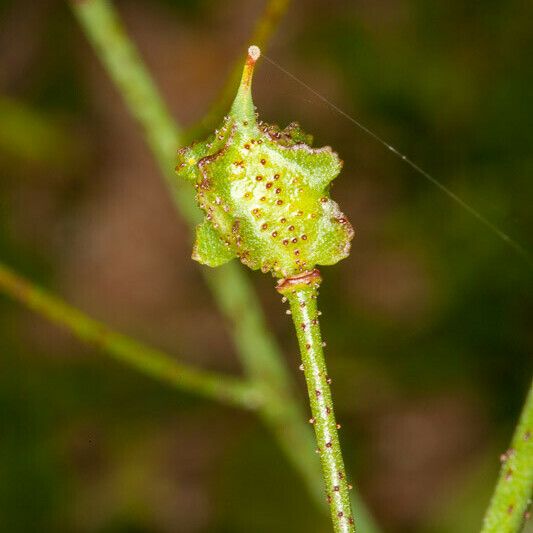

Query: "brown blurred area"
(0, 1), (531, 532)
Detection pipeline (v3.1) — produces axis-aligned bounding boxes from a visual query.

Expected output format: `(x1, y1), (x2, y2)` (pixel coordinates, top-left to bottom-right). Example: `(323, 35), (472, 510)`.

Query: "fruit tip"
(239, 45), (261, 89)
(248, 45), (261, 62)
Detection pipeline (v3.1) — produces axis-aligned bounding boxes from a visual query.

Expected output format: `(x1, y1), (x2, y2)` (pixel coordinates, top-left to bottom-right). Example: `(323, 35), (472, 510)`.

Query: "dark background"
(0, 0), (531, 531)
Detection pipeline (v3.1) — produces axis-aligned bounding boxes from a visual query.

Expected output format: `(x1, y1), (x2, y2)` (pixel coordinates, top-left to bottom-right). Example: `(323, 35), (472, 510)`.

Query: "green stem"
(0, 261), (259, 409)
(481, 380), (533, 533)
(282, 272), (355, 532)
(72, 0), (198, 221)
(69, 3), (380, 531)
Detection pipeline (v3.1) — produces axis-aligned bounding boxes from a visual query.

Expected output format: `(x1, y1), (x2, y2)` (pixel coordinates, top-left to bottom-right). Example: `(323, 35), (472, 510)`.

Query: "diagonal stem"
(280, 271), (355, 532)
(481, 380), (533, 533)
(71, 0), (197, 221)
(0, 261), (259, 409)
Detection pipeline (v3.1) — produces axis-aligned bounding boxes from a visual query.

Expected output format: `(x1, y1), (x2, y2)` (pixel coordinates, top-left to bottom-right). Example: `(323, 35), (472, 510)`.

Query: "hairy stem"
(69, 2), (379, 531)
(481, 380), (533, 533)
(0, 261), (258, 408)
(281, 272), (355, 532)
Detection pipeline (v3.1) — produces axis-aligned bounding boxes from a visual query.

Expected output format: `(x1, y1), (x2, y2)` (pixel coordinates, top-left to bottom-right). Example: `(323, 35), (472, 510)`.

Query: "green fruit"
(176, 45), (353, 279)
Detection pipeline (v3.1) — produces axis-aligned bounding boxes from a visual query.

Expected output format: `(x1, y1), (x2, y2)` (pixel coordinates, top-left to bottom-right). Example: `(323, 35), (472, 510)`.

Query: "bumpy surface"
(176, 48), (353, 279)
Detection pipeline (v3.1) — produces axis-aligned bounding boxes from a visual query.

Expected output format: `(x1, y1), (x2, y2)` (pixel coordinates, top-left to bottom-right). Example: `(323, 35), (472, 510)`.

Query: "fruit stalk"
(279, 270), (355, 532)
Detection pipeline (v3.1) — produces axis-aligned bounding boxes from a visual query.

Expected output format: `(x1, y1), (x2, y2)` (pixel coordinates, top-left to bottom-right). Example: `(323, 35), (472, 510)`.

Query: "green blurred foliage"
(0, 0), (531, 531)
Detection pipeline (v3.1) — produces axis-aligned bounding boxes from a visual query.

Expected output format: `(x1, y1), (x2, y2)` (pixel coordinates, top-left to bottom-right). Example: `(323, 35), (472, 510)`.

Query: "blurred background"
(0, 0), (532, 531)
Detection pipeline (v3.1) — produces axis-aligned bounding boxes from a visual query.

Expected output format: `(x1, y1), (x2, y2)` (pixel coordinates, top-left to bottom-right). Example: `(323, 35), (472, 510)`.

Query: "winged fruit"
(176, 45), (353, 279)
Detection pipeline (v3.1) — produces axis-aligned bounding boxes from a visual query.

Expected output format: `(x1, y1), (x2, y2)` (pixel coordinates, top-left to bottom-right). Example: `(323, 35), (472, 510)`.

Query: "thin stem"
(72, 0), (200, 221)
(282, 272), (355, 532)
(481, 380), (533, 533)
(69, 3), (380, 531)
(185, 0), (292, 141)
(0, 261), (259, 409)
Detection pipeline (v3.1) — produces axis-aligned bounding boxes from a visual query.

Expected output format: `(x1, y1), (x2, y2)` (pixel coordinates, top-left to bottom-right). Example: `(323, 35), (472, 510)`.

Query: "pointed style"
(176, 45), (354, 279)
